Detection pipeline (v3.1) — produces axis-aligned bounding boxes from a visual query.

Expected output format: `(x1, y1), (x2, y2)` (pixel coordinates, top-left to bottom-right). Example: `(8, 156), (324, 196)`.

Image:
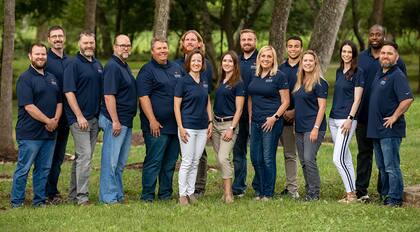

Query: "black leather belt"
(214, 115), (234, 122)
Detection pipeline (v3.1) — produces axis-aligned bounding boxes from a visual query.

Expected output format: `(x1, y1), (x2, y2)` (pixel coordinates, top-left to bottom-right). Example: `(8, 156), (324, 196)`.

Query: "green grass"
(0, 58), (419, 231)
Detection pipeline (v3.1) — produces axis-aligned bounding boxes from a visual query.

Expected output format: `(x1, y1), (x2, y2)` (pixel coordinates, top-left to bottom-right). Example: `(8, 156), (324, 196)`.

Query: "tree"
(84, 0), (97, 32)
(351, 0), (365, 51)
(0, 0), (17, 161)
(153, 0), (171, 38)
(370, 0), (384, 25)
(308, 0), (349, 72)
(269, 0), (293, 61)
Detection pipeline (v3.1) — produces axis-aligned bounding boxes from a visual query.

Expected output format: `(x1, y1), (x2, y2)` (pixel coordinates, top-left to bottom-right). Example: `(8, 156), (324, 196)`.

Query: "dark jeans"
(142, 133), (180, 201)
(195, 149), (207, 193)
(46, 121), (69, 198)
(232, 115), (249, 194)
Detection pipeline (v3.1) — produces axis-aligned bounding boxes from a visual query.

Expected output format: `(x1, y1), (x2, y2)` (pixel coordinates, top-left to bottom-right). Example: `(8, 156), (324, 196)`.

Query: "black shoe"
(233, 192), (245, 198)
(304, 195), (319, 202)
(280, 189), (289, 196)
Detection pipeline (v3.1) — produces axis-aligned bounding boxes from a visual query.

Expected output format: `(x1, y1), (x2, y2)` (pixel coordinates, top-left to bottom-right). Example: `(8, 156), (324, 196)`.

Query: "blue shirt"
(63, 52), (103, 125)
(137, 59), (184, 135)
(239, 50), (258, 91)
(174, 74), (209, 129)
(101, 55), (137, 128)
(357, 47), (406, 124)
(293, 79), (328, 133)
(367, 66), (413, 139)
(279, 60), (299, 126)
(213, 81), (246, 117)
(247, 71), (289, 123)
(329, 68), (365, 119)
(16, 66), (62, 140)
(174, 57), (213, 93)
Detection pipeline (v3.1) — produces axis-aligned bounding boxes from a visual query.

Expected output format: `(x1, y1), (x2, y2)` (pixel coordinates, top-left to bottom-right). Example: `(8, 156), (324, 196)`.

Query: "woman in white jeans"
(174, 49), (212, 205)
(329, 40), (364, 203)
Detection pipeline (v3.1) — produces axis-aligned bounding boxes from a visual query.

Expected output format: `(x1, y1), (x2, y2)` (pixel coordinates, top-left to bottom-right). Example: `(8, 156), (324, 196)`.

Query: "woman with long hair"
(329, 41), (364, 203)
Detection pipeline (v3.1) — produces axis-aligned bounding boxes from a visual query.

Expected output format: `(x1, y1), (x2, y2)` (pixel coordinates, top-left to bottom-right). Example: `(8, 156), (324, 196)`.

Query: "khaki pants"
(279, 125), (298, 193)
(212, 121), (238, 179)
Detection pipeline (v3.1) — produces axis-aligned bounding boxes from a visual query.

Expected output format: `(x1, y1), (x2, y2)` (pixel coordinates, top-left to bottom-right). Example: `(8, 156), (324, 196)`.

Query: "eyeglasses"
(116, 44), (132, 49)
(49, 35), (64, 39)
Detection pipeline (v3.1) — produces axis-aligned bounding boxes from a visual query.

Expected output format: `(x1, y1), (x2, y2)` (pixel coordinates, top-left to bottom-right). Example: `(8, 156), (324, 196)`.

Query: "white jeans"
(178, 128), (208, 197)
(329, 118), (357, 193)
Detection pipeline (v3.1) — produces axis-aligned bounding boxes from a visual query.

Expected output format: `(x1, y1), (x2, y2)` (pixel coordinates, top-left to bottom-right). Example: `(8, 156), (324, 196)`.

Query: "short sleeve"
(17, 77), (34, 107)
(63, 61), (78, 93)
(174, 78), (185, 97)
(394, 73), (413, 102)
(315, 79), (328, 99)
(136, 65), (154, 97)
(103, 63), (120, 95)
(354, 68), (365, 88)
(276, 71), (289, 90)
(234, 82), (246, 96)
(397, 58), (407, 76)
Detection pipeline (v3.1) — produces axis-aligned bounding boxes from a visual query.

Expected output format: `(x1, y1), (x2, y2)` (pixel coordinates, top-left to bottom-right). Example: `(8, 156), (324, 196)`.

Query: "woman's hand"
(207, 122), (213, 139)
(262, 116), (277, 132)
(340, 119), (352, 135)
(223, 127), (234, 142)
(179, 127), (189, 144)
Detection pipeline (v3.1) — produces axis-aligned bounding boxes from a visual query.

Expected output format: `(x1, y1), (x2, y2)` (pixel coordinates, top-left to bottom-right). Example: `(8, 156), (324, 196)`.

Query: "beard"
(31, 60), (46, 69)
(380, 61), (394, 69)
(80, 48), (95, 58)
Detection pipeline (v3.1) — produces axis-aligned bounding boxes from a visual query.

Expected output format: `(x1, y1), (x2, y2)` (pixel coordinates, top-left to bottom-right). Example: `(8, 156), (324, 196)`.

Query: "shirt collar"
(151, 58), (170, 69)
(381, 65), (398, 77)
(240, 49), (258, 61)
(28, 65), (46, 77)
(77, 52), (95, 63)
(48, 48), (67, 60)
(111, 54), (128, 67)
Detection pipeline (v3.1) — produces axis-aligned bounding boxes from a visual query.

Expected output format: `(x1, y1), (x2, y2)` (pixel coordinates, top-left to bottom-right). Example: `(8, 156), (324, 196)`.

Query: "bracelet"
(314, 125), (320, 129)
(208, 120), (213, 125)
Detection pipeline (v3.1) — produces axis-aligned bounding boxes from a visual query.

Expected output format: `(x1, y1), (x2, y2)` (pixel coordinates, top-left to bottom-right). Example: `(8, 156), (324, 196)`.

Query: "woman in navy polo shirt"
(174, 49), (213, 205)
(329, 41), (364, 203)
(212, 51), (245, 203)
(292, 50), (328, 201)
(248, 45), (290, 201)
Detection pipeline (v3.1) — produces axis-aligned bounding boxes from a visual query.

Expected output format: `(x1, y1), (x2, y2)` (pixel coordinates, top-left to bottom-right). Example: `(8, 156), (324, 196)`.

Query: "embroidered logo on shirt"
(380, 80), (386, 86)
(265, 79), (273, 83)
(173, 71), (182, 78)
(251, 63), (256, 69)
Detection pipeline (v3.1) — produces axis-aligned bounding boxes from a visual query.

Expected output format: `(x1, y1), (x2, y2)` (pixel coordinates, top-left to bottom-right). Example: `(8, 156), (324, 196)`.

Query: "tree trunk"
(36, 20), (48, 42)
(308, 0), (349, 73)
(84, 0), (97, 32)
(351, 0), (365, 51)
(370, 0), (384, 25)
(269, 0), (293, 62)
(202, 2), (218, 86)
(115, 0), (123, 34)
(97, 5), (113, 57)
(0, 0), (17, 161)
(153, 0), (171, 38)
(221, 0), (234, 50)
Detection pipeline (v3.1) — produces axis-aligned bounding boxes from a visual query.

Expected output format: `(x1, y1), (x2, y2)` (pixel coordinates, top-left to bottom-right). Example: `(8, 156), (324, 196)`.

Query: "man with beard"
(278, 36), (303, 199)
(99, 35), (137, 204)
(367, 41), (413, 206)
(45, 26), (71, 204)
(11, 43), (62, 208)
(63, 31), (103, 205)
(138, 37), (184, 202)
(174, 30), (213, 197)
(232, 29), (258, 197)
(356, 25), (406, 202)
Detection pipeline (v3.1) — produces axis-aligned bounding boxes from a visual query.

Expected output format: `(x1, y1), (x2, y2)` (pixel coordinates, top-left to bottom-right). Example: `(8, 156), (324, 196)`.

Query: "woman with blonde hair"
(247, 45), (290, 200)
(292, 50), (328, 201)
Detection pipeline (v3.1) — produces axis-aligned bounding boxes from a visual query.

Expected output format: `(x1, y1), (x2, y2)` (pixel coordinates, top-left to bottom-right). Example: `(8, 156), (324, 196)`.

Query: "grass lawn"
(0, 57), (419, 231)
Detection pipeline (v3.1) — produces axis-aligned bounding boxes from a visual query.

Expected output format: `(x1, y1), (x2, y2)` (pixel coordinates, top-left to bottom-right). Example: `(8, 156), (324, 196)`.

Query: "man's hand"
(113, 121), (122, 136)
(150, 119), (163, 137)
(76, 115), (89, 131)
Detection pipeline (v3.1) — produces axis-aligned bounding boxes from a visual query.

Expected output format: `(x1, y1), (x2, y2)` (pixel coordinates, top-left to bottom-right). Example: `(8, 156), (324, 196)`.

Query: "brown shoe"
(338, 192), (357, 204)
(179, 196), (189, 206)
(187, 194), (198, 204)
(78, 201), (91, 206)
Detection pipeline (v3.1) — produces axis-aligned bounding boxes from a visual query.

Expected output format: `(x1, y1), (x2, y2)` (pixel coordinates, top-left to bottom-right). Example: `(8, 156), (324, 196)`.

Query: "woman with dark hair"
(329, 40), (364, 203)
(174, 49), (212, 205)
(212, 51), (245, 203)
(292, 50), (328, 201)
(248, 45), (290, 201)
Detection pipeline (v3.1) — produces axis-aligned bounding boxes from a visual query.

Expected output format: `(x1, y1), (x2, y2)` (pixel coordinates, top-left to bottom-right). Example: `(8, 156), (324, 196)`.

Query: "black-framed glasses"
(116, 44), (132, 49)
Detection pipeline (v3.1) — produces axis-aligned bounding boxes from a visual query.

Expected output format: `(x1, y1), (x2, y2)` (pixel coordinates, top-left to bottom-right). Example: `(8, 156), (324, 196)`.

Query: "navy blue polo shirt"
(137, 59), (184, 135)
(357, 47), (406, 124)
(174, 57), (213, 93)
(247, 70), (289, 123)
(174, 74), (209, 129)
(329, 68), (365, 119)
(101, 55), (137, 128)
(63, 52), (103, 125)
(279, 60), (299, 126)
(239, 50), (258, 91)
(367, 66), (413, 139)
(213, 81), (246, 117)
(293, 79), (328, 133)
(16, 66), (62, 140)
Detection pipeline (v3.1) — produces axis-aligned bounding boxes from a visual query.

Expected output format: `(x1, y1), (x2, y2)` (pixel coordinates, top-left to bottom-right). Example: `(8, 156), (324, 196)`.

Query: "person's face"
(259, 50), (274, 70)
(379, 45), (398, 69)
(240, 32), (257, 53)
(29, 46), (47, 69)
(222, 54), (234, 73)
(286, 39), (302, 59)
(183, 33), (200, 53)
(48, 29), (65, 50)
(302, 54), (316, 73)
(151, 41), (169, 64)
(368, 27), (384, 49)
(190, 53), (203, 73)
(79, 35), (96, 58)
(113, 35), (131, 61)
(341, 45), (353, 64)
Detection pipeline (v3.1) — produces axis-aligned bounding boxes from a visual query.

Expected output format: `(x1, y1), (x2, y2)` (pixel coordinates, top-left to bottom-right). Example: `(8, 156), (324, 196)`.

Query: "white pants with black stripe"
(329, 118), (357, 193)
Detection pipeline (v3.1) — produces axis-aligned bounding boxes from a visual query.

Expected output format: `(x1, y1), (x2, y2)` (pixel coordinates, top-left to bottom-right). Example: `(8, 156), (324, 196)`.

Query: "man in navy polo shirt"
(45, 25), (71, 204)
(11, 43), (62, 208)
(63, 31), (102, 205)
(99, 34), (137, 204)
(174, 30), (213, 197)
(367, 41), (413, 206)
(232, 29), (258, 197)
(138, 37), (184, 201)
(356, 25), (407, 201)
(278, 36), (302, 199)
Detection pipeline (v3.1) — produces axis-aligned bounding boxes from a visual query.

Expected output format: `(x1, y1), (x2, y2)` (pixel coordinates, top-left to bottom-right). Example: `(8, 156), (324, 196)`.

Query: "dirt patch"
(0, 148), (18, 162)
(0, 173), (12, 180)
(131, 132), (144, 146)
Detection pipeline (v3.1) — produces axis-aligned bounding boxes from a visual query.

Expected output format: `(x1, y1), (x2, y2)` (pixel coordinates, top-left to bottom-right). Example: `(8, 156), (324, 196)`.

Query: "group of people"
(10, 24), (413, 208)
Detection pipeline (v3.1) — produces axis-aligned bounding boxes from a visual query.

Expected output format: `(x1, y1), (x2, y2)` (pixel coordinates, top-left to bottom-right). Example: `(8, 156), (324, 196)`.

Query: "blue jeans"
(249, 120), (283, 197)
(232, 115), (249, 194)
(98, 114), (132, 203)
(11, 139), (56, 207)
(373, 138), (403, 204)
(141, 133), (180, 201)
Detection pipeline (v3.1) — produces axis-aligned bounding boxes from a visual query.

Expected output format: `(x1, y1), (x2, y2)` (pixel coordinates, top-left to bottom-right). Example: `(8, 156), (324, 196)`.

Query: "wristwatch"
(274, 114), (280, 120)
(347, 115), (354, 120)
(229, 126), (235, 130)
